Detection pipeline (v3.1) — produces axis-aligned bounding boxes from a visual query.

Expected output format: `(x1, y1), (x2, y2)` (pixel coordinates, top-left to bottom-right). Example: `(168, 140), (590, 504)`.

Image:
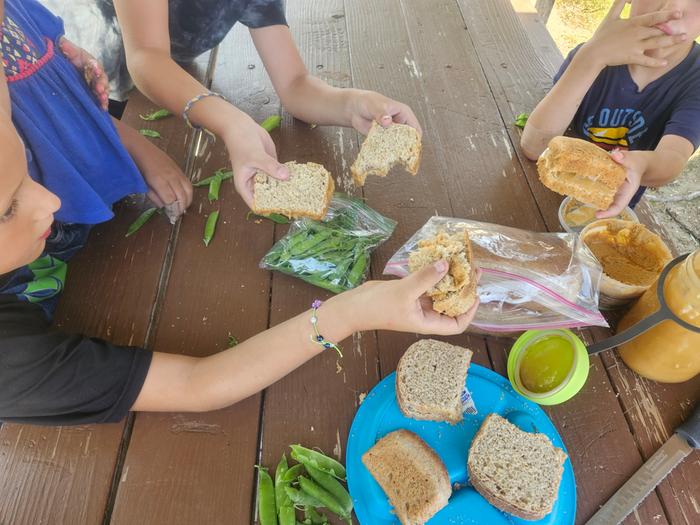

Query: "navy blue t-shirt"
(553, 43), (700, 205)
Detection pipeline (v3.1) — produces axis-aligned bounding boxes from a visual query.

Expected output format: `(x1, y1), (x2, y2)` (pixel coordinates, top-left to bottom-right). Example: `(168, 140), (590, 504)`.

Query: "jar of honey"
(618, 249), (700, 383)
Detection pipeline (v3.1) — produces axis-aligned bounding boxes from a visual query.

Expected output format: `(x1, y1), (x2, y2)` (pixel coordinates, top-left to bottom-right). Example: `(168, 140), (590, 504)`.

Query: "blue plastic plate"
(346, 364), (576, 525)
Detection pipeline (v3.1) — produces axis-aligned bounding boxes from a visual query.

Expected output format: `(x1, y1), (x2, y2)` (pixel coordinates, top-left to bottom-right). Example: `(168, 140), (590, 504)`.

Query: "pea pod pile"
(257, 444), (352, 525)
(261, 194), (396, 293)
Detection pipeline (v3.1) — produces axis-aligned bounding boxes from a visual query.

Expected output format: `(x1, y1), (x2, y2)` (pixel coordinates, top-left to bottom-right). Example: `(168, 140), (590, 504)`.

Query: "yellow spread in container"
(563, 199), (634, 228)
(582, 222), (669, 286)
(519, 335), (575, 394)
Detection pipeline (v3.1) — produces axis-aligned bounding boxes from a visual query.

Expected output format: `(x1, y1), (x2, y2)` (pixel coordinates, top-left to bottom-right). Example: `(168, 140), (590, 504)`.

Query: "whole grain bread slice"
(396, 339), (473, 424)
(362, 429), (451, 525)
(253, 161), (335, 220)
(408, 228), (477, 317)
(537, 136), (626, 210)
(350, 121), (422, 186)
(468, 414), (568, 521)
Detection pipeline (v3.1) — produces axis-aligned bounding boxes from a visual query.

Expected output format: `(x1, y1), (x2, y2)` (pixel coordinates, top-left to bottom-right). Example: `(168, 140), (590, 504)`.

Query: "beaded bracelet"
(182, 91), (228, 132)
(310, 300), (343, 358)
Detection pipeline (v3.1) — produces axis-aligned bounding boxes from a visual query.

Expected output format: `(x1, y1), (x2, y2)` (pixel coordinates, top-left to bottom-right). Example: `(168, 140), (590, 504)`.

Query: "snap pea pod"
(290, 445), (346, 480)
(284, 486), (325, 508)
(203, 210), (219, 246)
(515, 112), (529, 128)
(282, 464), (305, 483)
(275, 454), (289, 512)
(126, 207), (158, 237)
(304, 506), (329, 524)
(256, 466), (278, 525)
(193, 170), (233, 187)
(261, 115), (282, 132)
(139, 129), (161, 138)
(304, 464), (352, 517)
(346, 251), (369, 287)
(208, 172), (223, 202)
(139, 108), (171, 121)
(297, 477), (351, 523)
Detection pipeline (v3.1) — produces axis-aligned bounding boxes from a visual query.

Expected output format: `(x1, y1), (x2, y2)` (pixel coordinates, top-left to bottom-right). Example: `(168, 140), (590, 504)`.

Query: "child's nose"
(30, 179), (61, 219)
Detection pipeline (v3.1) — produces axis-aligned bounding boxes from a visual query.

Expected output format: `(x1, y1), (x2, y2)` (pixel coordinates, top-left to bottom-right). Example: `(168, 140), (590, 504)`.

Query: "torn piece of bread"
(537, 136), (626, 210)
(351, 121), (422, 186)
(408, 228), (477, 317)
(362, 429), (451, 525)
(253, 161), (334, 220)
(396, 339), (473, 424)
(468, 414), (568, 521)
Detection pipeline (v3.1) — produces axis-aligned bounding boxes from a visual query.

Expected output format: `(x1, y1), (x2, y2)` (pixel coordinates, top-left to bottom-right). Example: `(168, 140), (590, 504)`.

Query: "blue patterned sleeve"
(239, 0), (288, 28)
(20, 0), (65, 42)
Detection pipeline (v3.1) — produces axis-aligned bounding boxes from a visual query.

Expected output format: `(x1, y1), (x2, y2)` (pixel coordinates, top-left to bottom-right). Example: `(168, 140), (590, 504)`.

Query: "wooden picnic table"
(1, 1), (698, 524)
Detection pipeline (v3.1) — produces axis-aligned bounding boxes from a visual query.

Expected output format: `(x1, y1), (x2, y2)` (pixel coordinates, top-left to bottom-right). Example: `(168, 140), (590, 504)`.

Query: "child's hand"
(58, 37), (109, 111)
(596, 149), (645, 218)
(223, 113), (289, 209)
(135, 138), (193, 218)
(346, 90), (422, 136)
(581, 0), (686, 69)
(342, 261), (479, 335)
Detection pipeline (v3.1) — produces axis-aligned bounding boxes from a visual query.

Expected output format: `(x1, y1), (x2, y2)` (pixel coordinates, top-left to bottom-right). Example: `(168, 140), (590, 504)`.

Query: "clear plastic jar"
(618, 249), (700, 383)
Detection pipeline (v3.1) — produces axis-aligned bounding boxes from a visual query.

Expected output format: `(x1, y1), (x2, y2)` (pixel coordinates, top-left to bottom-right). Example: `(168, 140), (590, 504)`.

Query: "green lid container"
(507, 329), (589, 405)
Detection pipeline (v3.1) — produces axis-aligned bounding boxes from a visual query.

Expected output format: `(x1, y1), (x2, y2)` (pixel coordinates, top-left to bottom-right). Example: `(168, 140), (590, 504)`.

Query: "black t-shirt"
(0, 294), (152, 426)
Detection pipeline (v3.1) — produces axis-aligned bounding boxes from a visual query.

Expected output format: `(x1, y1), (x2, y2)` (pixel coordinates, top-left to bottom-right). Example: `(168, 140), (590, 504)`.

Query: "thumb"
(609, 148), (630, 167)
(403, 260), (449, 296)
(256, 155), (289, 181)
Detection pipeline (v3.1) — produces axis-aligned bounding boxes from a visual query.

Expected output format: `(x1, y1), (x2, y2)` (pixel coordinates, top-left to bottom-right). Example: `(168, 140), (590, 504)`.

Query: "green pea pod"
(126, 207), (158, 237)
(346, 251), (369, 287)
(139, 129), (161, 138)
(208, 173), (223, 202)
(139, 108), (171, 121)
(290, 445), (346, 481)
(193, 169), (233, 187)
(284, 486), (325, 509)
(261, 115), (282, 132)
(256, 466), (278, 525)
(275, 454), (290, 512)
(281, 463), (305, 483)
(304, 463), (352, 517)
(278, 506), (295, 525)
(304, 506), (329, 524)
(265, 213), (291, 224)
(203, 210), (220, 246)
(515, 112), (529, 128)
(297, 477), (350, 521)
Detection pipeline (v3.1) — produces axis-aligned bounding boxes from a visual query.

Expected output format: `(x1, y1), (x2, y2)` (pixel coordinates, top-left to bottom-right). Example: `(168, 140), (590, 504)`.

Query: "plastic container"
(558, 196), (638, 234)
(507, 329), (589, 405)
(580, 219), (672, 310)
(618, 249), (700, 383)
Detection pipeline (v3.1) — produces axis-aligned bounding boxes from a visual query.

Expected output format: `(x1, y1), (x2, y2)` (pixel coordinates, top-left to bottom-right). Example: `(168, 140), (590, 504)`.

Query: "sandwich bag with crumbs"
(384, 216), (608, 333)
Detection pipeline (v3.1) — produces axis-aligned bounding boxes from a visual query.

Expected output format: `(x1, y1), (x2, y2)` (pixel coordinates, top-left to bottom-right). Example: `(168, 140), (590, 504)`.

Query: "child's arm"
(597, 134), (693, 218)
(112, 117), (193, 216)
(250, 25), (421, 135)
(521, 1), (685, 160)
(131, 262), (478, 412)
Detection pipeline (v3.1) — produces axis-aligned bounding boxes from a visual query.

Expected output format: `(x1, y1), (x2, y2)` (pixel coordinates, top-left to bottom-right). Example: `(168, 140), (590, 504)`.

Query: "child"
(0, 0), (478, 426)
(521, 0), (700, 218)
(53, 0), (423, 209)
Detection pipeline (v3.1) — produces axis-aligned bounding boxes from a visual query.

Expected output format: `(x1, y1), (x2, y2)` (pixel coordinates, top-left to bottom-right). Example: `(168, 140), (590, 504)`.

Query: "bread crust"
(537, 136), (626, 210)
(252, 162), (335, 220)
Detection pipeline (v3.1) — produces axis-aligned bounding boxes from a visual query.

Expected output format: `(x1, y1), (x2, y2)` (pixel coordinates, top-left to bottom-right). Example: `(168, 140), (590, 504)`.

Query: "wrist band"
(182, 91), (227, 134)
(310, 300), (343, 358)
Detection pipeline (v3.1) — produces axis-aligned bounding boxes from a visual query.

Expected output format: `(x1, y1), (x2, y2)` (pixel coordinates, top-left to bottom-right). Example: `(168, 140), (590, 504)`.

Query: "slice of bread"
(468, 414), (568, 521)
(350, 121), (422, 186)
(537, 136), (626, 210)
(362, 429), (451, 525)
(396, 339), (473, 424)
(252, 161), (335, 220)
(408, 228), (477, 317)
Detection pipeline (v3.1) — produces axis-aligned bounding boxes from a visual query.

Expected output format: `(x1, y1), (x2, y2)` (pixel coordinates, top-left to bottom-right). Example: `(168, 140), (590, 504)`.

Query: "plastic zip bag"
(260, 194), (396, 293)
(384, 216), (608, 333)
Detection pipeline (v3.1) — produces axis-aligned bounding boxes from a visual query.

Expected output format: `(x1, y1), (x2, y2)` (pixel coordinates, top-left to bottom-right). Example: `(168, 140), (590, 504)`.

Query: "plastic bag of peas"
(260, 194), (396, 293)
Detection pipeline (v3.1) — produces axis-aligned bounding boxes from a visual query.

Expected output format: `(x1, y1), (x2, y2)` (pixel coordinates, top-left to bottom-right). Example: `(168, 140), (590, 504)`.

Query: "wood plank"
(511, 0), (564, 76)
(256, 3), (379, 525)
(109, 27), (276, 525)
(0, 86), (199, 525)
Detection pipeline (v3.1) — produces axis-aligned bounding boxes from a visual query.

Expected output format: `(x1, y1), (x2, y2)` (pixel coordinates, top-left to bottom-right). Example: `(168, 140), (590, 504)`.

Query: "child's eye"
(0, 199), (18, 223)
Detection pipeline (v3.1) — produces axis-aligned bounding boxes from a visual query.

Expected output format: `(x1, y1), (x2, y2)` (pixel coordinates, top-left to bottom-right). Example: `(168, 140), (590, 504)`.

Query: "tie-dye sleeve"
(239, 0), (287, 28)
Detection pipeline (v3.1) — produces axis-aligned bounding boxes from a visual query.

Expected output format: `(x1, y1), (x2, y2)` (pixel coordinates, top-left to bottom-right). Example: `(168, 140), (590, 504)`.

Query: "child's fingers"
(633, 9), (682, 29)
(146, 189), (166, 209)
(604, 0), (628, 22)
(401, 260), (449, 297)
(629, 52), (668, 68)
(254, 155), (290, 181)
(643, 32), (687, 50)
